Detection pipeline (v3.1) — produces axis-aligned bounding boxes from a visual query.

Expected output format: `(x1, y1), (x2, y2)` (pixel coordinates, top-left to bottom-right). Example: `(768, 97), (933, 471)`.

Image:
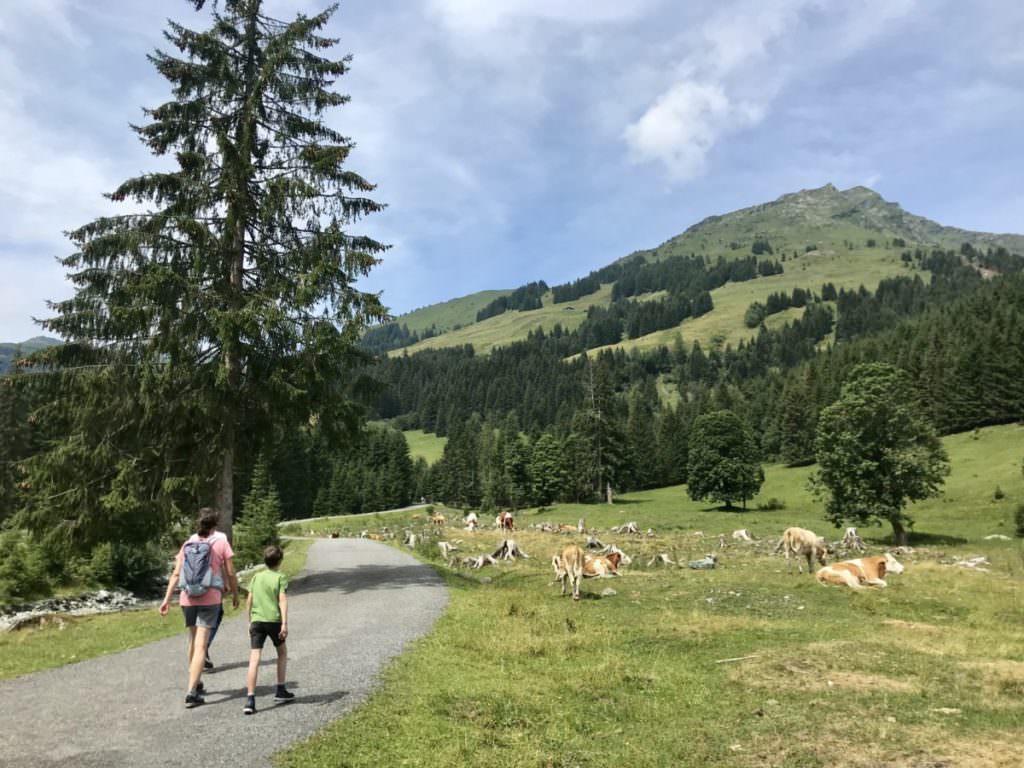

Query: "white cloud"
(622, 0), (918, 183)
(623, 82), (762, 181)
(427, 0), (654, 32)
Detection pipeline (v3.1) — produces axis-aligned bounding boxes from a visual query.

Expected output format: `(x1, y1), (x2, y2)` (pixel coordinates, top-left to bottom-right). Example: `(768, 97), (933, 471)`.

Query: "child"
(244, 545), (294, 715)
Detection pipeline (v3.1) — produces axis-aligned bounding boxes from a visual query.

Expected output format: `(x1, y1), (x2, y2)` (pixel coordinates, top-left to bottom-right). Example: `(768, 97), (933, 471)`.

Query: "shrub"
(756, 497), (786, 511)
(994, 486), (1005, 500)
(0, 529), (52, 604)
(1015, 504), (1024, 538)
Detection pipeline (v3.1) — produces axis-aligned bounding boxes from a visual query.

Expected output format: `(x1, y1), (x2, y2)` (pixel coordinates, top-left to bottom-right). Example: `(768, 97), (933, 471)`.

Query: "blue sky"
(1, 0), (1022, 341)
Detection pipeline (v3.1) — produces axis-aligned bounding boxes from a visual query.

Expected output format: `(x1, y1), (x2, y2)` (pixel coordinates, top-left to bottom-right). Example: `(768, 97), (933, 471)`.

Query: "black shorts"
(250, 621), (285, 649)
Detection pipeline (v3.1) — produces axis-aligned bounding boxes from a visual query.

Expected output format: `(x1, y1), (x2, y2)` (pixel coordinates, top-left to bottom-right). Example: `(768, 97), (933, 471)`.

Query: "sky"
(1, 0), (1023, 341)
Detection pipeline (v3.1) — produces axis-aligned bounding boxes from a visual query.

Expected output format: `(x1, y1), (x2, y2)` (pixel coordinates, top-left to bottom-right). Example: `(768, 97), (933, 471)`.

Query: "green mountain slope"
(389, 289), (513, 335)
(0, 336), (62, 373)
(379, 184), (1023, 356)
(642, 183), (1024, 263)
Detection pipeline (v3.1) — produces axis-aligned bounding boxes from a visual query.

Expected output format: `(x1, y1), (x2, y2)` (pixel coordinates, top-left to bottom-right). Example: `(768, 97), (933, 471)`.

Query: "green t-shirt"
(249, 569), (288, 623)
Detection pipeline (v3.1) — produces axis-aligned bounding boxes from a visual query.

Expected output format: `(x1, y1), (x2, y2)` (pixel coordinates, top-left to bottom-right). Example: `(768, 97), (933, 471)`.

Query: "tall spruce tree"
(35, 1), (386, 541)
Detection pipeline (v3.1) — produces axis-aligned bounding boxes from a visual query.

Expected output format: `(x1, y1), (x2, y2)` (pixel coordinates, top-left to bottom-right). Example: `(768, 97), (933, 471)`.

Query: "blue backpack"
(179, 538), (223, 596)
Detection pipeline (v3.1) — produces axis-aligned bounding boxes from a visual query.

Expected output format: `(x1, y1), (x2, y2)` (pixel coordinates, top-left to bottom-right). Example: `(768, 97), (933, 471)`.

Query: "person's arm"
(246, 588), (253, 623)
(278, 588), (288, 640)
(224, 555), (240, 609)
(159, 554), (181, 616)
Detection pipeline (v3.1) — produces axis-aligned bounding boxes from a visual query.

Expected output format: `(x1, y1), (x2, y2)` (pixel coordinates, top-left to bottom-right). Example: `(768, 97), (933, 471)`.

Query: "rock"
(478, 576), (493, 584)
(600, 588), (617, 597)
(1, 590), (141, 632)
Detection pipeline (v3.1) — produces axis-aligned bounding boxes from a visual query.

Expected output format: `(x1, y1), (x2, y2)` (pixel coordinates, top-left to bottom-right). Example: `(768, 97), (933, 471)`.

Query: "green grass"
(390, 290), (514, 335)
(278, 424), (1024, 767)
(584, 246), (915, 356)
(0, 538), (313, 682)
(395, 284), (616, 356)
(403, 429), (448, 464)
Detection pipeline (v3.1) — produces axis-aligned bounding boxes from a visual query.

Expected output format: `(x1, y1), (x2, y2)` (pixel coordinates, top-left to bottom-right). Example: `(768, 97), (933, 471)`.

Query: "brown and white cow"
(582, 551), (622, 578)
(816, 553), (905, 590)
(775, 527), (830, 574)
(552, 544), (586, 600)
(495, 511), (515, 531)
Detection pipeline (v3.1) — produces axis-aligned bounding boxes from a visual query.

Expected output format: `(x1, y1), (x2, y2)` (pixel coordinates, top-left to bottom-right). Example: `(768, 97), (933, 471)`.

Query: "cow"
(430, 513), (447, 526)
(775, 527), (830, 574)
(496, 511), (514, 531)
(552, 544), (586, 600)
(582, 551), (622, 578)
(732, 529), (755, 542)
(464, 511), (478, 531)
(816, 553), (905, 590)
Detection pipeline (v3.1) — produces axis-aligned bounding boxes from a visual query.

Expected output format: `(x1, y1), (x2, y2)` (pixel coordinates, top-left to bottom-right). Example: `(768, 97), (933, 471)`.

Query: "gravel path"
(0, 539), (448, 767)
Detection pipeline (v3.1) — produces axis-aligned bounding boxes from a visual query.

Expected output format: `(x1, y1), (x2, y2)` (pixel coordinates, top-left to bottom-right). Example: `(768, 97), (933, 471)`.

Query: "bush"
(1015, 504), (1024, 538)
(75, 541), (166, 595)
(0, 529), (52, 604)
(994, 486), (1006, 500)
(756, 497), (786, 511)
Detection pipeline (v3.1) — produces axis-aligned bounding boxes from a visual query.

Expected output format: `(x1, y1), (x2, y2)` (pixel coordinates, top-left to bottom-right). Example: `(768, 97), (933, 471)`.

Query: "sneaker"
(203, 656), (214, 671)
(243, 696), (256, 715)
(185, 692), (205, 708)
(273, 687), (296, 702)
(195, 681), (205, 694)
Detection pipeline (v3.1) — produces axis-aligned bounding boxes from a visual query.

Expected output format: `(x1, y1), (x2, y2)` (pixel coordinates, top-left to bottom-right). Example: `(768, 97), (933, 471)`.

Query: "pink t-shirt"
(177, 531), (234, 607)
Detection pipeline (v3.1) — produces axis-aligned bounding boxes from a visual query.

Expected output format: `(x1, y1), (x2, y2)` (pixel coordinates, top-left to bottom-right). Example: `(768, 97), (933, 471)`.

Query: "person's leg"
(204, 603), (224, 668)
(186, 626), (209, 693)
(246, 648), (262, 694)
(275, 642), (287, 686)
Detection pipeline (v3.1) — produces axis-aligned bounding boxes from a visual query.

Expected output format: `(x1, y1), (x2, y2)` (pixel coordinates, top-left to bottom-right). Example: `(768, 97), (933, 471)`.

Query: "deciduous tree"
(812, 363), (949, 545)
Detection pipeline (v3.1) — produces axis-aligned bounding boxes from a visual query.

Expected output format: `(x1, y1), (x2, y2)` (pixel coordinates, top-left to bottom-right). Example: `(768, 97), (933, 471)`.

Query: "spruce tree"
(35, 1), (386, 540)
(235, 453), (282, 567)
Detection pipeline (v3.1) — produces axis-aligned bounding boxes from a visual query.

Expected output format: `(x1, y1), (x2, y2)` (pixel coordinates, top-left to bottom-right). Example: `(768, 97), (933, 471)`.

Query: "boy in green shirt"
(244, 545), (294, 715)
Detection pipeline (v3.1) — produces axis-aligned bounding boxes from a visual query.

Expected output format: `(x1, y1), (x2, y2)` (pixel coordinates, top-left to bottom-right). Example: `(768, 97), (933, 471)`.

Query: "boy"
(244, 545), (294, 715)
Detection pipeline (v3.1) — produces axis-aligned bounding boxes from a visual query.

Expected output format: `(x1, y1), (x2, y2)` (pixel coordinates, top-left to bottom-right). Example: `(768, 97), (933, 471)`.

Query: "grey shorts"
(182, 605), (221, 629)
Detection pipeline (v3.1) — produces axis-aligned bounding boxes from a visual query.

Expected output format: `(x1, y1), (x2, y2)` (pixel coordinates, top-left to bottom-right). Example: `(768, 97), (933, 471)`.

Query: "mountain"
(642, 183), (1024, 263)
(0, 336), (62, 373)
(376, 184), (1023, 357)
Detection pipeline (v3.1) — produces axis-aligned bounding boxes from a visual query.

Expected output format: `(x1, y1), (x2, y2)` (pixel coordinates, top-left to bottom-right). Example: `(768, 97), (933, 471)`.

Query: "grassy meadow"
(403, 429), (448, 464)
(585, 245), (914, 356)
(390, 289), (513, 335)
(0, 538), (313, 682)
(279, 424), (1024, 767)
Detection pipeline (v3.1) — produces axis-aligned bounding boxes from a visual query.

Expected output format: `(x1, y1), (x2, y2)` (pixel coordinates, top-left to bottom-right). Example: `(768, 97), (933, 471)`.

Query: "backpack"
(179, 538), (223, 597)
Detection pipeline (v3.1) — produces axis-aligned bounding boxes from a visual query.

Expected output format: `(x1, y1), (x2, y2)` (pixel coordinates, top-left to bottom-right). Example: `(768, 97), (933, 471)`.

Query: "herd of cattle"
(410, 510), (908, 601)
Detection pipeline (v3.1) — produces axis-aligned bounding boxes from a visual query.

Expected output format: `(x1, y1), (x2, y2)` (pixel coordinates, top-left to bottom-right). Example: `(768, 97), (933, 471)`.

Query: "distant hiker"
(159, 508), (239, 708)
(243, 545), (294, 715)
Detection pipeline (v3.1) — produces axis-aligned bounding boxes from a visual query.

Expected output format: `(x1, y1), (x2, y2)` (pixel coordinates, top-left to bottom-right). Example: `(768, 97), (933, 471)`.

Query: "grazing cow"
(732, 529), (755, 542)
(497, 511), (515, 531)
(582, 551), (622, 578)
(816, 553), (905, 590)
(553, 544), (586, 600)
(430, 513), (447, 526)
(775, 527), (830, 574)
(464, 511), (478, 531)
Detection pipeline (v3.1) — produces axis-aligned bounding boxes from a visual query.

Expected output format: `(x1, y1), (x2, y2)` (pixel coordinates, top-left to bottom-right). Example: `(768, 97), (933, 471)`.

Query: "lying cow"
(582, 551), (622, 578)
(816, 553), (905, 590)
(775, 527), (830, 574)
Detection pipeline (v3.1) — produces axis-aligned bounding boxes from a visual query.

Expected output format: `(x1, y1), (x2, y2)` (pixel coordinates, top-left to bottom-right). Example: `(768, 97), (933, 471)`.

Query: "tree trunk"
(890, 517), (908, 547)
(216, 420), (235, 542)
